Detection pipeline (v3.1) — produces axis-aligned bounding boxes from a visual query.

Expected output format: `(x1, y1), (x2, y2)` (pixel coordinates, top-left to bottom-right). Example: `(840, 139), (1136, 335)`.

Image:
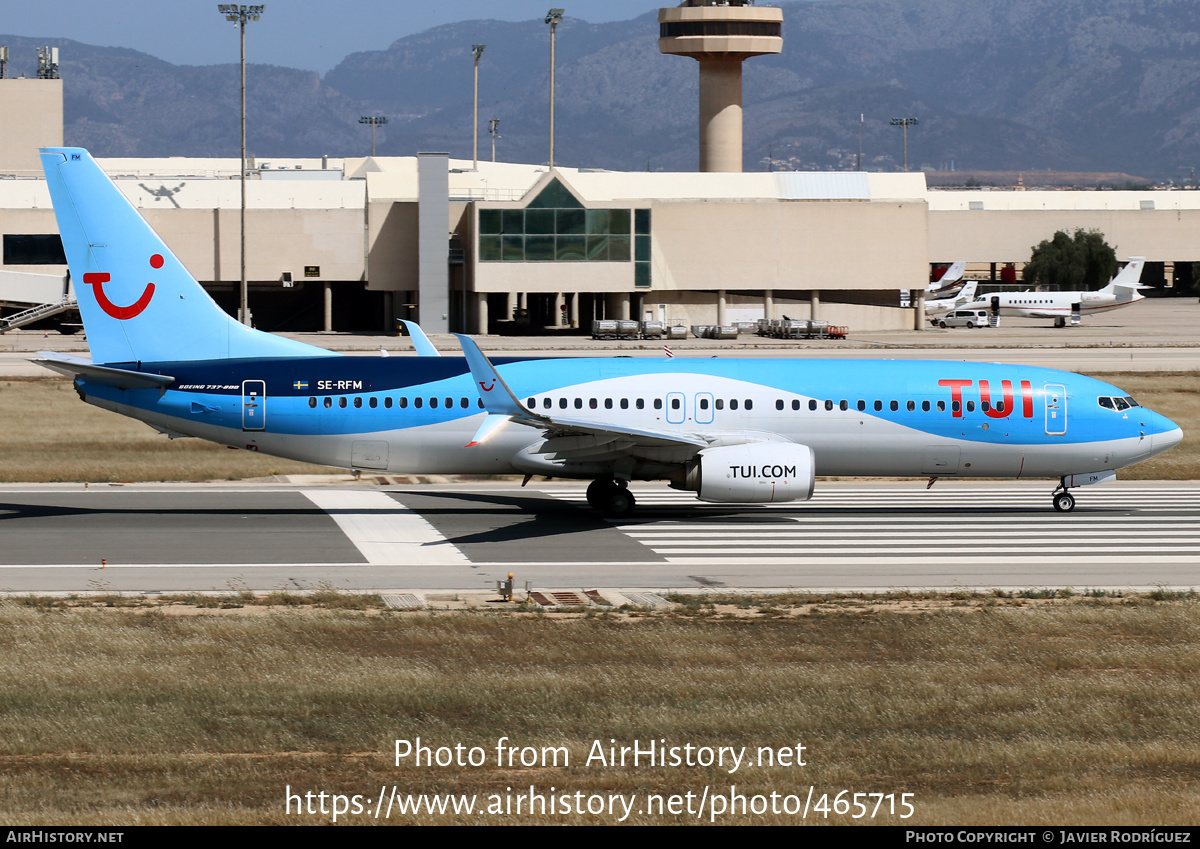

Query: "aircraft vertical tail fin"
(1105, 256), (1146, 292)
(40, 147), (331, 365)
(928, 261), (965, 293)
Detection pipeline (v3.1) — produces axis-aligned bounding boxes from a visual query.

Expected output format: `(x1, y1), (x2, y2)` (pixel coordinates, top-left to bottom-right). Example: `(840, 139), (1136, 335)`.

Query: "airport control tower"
(658, 1), (783, 172)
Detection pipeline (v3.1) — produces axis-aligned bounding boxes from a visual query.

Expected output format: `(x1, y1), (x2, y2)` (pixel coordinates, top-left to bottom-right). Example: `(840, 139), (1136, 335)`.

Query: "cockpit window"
(1098, 396), (1114, 410)
(1113, 397), (1130, 411)
(1124, 396), (1140, 408)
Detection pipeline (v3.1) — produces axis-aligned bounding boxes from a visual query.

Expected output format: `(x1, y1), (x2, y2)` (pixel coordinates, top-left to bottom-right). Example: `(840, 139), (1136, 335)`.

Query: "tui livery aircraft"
(34, 148), (1182, 516)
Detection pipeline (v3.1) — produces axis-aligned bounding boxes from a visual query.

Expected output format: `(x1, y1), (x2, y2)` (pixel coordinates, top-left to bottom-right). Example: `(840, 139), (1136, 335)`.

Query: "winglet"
(453, 333), (531, 418)
(398, 320), (441, 357)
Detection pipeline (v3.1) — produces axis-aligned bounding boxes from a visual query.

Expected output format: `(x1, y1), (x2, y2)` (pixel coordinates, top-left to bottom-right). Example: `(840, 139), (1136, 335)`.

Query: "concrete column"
(810, 290), (820, 321)
(698, 58), (744, 172)
(569, 292), (579, 328)
(717, 289), (727, 325)
(912, 289), (925, 331)
(476, 292), (489, 334)
(506, 292), (517, 320)
(323, 282), (333, 332)
(764, 289), (774, 320)
(553, 291), (565, 326)
(618, 292), (631, 321)
(416, 152), (450, 333)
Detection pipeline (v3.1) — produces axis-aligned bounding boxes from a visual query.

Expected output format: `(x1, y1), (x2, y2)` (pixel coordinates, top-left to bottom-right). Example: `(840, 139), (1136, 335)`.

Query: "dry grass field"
(1, 593), (1199, 825)
(0, 372), (1196, 482)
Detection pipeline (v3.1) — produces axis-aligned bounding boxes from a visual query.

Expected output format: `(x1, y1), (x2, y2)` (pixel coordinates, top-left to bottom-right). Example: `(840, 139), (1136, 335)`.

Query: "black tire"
(938, 321), (947, 329)
(603, 488), (636, 518)
(1053, 492), (1076, 513)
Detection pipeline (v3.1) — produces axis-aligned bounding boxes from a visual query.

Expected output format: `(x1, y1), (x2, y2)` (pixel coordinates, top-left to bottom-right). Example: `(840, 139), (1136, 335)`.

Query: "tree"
(1023, 229), (1118, 290)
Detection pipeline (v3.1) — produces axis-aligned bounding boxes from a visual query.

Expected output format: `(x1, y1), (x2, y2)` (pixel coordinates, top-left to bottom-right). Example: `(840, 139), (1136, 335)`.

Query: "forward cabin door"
(242, 380), (266, 431)
(1044, 384), (1066, 435)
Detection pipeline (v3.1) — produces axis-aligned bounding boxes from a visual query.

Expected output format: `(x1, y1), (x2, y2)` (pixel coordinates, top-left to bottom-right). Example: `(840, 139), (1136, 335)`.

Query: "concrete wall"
(0, 79), (62, 176)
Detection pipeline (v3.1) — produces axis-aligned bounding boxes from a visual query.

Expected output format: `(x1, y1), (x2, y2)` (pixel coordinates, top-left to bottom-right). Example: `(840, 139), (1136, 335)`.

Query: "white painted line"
(302, 490), (469, 566)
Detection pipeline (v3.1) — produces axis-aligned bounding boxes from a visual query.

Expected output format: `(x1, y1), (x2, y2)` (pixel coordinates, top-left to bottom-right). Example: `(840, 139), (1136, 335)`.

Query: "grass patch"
(2, 592), (1200, 824)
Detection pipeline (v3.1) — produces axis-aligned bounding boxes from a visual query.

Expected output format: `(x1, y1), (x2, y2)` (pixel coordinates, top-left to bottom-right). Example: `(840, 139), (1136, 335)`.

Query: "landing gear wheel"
(585, 478), (612, 510)
(602, 488), (636, 518)
(1053, 492), (1076, 513)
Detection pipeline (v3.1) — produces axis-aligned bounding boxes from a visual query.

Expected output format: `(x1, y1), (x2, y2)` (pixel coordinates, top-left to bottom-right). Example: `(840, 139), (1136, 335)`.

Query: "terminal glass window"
(479, 178), (636, 266)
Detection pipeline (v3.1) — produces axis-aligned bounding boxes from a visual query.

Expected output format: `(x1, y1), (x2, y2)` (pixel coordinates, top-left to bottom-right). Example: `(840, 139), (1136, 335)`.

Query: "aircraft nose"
(1152, 425), (1183, 455)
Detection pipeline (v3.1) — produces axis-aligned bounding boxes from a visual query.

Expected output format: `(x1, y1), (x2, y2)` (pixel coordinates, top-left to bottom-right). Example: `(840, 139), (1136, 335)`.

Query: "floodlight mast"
(489, 117), (501, 163)
(217, 4), (267, 326)
(545, 9), (564, 168)
(359, 116), (388, 156)
(890, 116), (918, 172)
(472, 44), (485, 169)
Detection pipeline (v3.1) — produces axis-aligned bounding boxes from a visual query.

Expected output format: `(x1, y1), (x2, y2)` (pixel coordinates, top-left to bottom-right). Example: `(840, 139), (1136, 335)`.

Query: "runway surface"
(0, 480), (1195, 594)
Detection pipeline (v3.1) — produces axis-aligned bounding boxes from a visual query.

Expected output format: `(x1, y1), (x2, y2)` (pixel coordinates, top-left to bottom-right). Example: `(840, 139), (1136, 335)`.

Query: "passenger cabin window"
(653, 399), (663, 410)
(324, 397), (332, 408)
(308, 397), (317, 408)
(809, 400), (818, 411)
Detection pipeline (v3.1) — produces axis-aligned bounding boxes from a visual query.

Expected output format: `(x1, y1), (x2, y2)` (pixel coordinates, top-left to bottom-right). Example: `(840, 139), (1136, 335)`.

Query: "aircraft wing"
(31, 351), (175, 390)
(453, 333), (710, 456)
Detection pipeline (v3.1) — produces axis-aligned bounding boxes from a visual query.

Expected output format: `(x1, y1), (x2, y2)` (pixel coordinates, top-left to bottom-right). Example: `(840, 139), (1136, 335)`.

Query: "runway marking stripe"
(301, 490), (468, 566)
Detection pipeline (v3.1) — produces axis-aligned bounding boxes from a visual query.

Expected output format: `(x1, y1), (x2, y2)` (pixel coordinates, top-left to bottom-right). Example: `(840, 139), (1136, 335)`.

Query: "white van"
(938, 309), (990, 329)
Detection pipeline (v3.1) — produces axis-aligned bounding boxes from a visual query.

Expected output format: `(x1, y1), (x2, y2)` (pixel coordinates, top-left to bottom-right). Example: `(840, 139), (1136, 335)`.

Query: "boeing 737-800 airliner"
(33, 149), (1182, 516)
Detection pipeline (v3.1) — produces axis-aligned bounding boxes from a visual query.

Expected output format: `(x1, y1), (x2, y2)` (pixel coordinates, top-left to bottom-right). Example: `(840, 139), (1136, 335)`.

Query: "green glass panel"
(635, 234), (651, 262)
(609, 235), (631, 262)
(609, 208), (631, 235)
(556, 208), (585, 235)
(526, 177), (583, 209)
(587, 234), (610, 260)
(635, 208), (651, 235)
(586, 209), (610, 235)
(525, 208), (555, 234)
(525, 235), (555, 261)
(479, 235), (501, 261)
(479, 209), (502, 235)
(635, 262), (651, 288)
(556, 235), (586, 261)
(502, 235), (524, 261)
(502, 209), (524, 234)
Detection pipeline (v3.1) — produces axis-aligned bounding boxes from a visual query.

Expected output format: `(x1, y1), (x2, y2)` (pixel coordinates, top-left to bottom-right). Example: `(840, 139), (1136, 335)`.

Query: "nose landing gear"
(586, 477), (637, 518)
(1051, 478), (1076, 512)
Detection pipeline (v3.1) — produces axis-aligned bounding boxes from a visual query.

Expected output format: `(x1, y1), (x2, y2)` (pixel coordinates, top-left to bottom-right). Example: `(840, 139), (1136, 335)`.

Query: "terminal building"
(3, 14), (1200, 336)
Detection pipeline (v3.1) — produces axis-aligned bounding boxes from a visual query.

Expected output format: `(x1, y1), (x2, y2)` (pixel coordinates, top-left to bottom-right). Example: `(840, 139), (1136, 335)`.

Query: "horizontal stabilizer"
(32, 351), (175, 390)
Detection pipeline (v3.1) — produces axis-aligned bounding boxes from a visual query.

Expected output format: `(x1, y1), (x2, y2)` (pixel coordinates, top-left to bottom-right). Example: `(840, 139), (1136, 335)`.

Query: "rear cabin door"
(242, 380), (265, 431)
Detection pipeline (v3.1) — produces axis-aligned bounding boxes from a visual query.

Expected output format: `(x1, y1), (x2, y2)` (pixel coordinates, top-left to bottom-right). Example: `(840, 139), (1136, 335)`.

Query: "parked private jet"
(926, 280), (979, 323)
(33, 149), (1182, 515)
(962, 257), (1148, 327)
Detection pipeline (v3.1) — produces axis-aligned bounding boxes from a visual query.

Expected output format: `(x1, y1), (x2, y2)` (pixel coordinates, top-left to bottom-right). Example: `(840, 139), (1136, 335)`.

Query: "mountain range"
(5, 0), (1200, 179)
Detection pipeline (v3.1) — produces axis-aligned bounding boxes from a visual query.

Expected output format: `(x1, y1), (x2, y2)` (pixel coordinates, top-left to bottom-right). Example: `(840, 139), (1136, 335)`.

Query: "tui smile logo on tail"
(82, 254), (160, 320)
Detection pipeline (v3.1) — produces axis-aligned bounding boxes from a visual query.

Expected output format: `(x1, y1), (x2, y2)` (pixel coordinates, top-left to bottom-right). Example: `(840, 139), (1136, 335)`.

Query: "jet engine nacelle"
(681, 442), (816, 504)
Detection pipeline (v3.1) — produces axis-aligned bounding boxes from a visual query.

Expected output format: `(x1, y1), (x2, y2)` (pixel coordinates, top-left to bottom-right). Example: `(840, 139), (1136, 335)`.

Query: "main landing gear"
(1051, 478), (1076, 513)
(586, 477), (637, 518)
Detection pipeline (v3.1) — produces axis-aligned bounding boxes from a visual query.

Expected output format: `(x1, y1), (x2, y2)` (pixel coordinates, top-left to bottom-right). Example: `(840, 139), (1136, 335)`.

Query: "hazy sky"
(2, 1), (667, 74)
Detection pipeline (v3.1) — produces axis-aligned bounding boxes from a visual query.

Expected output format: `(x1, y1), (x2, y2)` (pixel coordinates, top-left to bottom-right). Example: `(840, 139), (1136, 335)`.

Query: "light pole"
(359, 115), (388, 157)
(489, 117), (500, 162)
(472, 44), (485, 169)
(890, 116), (918, 172)
(545, 9), (563, 168)
(217, 4), (265, 326)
